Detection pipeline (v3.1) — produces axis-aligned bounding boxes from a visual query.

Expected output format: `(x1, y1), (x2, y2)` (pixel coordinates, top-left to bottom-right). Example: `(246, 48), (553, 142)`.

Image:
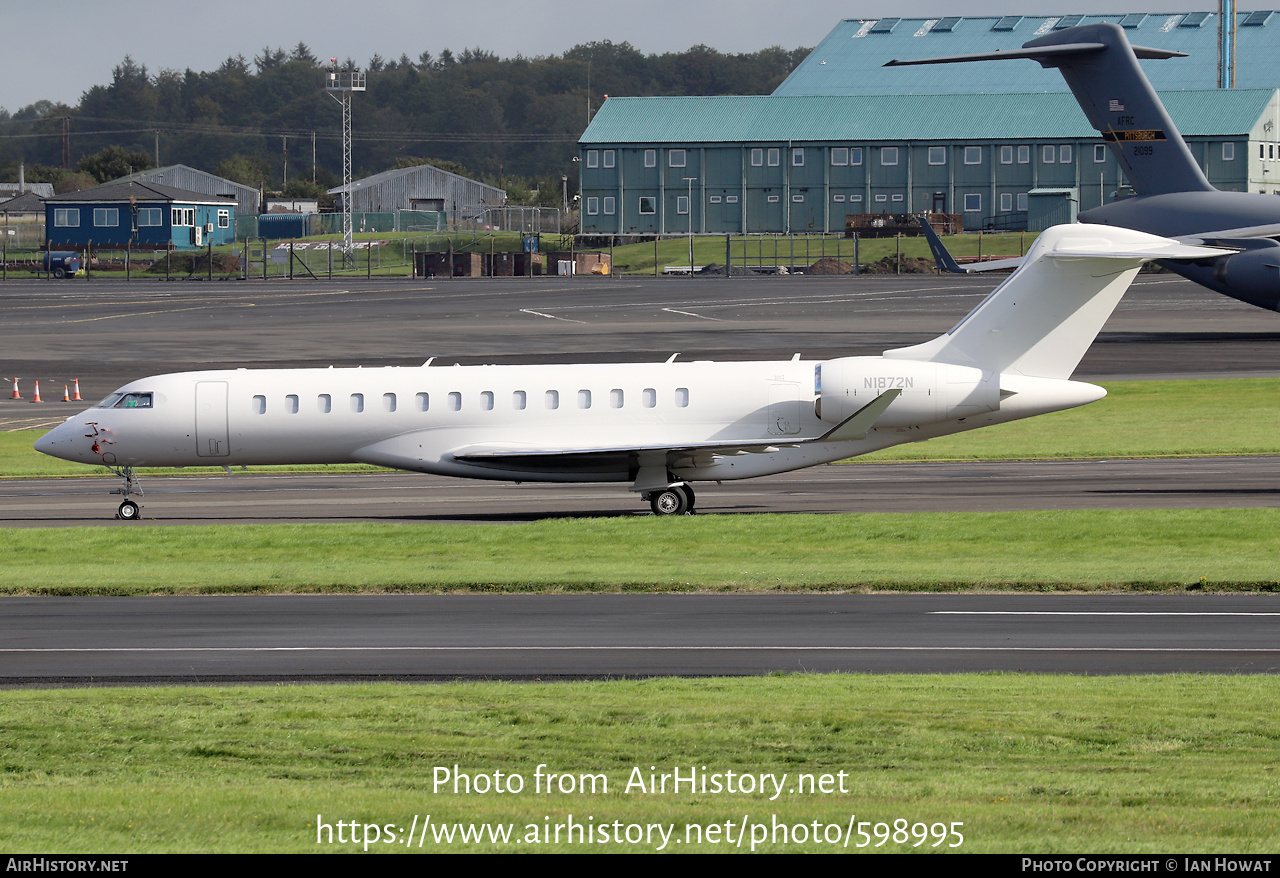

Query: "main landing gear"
(644, 483), (696, 516)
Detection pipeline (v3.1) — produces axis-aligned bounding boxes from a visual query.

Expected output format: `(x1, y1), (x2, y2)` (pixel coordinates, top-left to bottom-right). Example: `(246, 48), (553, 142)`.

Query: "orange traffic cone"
(72, 379), (82, 401)
(8, 378), (18, 400)
(62, 385), (70, 402)
(30, 381), (41, 403)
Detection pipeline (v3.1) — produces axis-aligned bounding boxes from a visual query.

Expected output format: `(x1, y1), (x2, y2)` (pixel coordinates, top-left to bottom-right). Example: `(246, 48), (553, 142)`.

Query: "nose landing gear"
(106, 465), (143, 521)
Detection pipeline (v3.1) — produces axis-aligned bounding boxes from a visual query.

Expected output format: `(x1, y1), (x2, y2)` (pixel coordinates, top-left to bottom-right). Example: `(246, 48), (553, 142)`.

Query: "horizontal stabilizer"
(885, 41), (1182, 67)
(818, 389), (901, 442)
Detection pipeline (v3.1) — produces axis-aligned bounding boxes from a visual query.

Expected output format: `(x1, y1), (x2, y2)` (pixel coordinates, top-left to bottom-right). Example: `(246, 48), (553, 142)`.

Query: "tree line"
(0, 41), (809, 206)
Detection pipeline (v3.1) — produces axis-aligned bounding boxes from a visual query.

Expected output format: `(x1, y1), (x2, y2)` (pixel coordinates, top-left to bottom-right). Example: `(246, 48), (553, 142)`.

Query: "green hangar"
(578, 11), (1280, 234)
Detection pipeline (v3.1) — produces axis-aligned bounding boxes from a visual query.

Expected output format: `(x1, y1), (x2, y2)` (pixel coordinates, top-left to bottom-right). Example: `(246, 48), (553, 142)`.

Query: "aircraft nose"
(34, 418), (81, 461)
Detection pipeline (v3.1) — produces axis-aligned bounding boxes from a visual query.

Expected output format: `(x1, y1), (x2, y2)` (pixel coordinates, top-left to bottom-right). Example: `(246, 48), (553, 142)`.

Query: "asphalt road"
(3, 594), (1277, 683)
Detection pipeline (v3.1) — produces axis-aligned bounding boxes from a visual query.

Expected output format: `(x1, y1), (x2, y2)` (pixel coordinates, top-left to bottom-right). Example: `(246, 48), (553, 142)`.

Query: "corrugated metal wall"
(133, 166), (260, 217)
(341, 165), (505, 216)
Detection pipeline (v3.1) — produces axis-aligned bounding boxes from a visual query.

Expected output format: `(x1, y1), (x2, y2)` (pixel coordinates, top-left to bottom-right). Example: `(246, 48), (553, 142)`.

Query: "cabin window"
(965, 146), (982, 165)
(545, 390), (559, 410)
(642, 388), (656, 408)
(751, 148), (763, 166)
(1095, 144), (1107, 163)
(1042, 145), (1056, 164)
(928, 147), (946, 166)
(218, 209), (230, 229)
(610, 389), (624, 408)
(792, 148), (804, 166)
(767, 148), (780, 166)
(603, 196), (615, 215)
(1059, 145), (1073, 164)
(481, 391), (494, 411)
(669, 149), (686, 168)
(831, 147), (849, 166)
(644, 149), (656, 168)
(350, 393), (364, 413)
(252, 395), (266, 414)
(675, 388), (690, 408)
(383, 392), (396, 412)
(286, 394), (299, 413)
(639, 197), (656, 215)
(964, 193), (982, 212)
(448, 392), (461, 411)
(603, 149), (615, 168)
(1000, 145), (1013, 164)
(1223, 142), (1235, 161)
(513, 390), (526, 410)
(586, 150), (598, 168)
(318, 394), (332, 413)
(1000, 193), (1013, 212)
(138, 207), (163, 226)
(578, 390), (591, 409)
(586, 197), (599, 216)
(881, 147), (898, 166)
(1017, 145), (1030, 163)
(415, 392), (429, 412)
(94, 208), (119, 227)
(54, 208), (80, 227)
(676, 196), (689, 215)
(850, 147), (863, 165)
(1017, 192), (1029, 211)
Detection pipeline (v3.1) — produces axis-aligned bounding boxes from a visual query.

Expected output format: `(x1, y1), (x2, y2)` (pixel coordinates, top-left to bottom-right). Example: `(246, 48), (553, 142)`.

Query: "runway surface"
(3, 594), (1277, 684)
(1, 456), (1277, 524)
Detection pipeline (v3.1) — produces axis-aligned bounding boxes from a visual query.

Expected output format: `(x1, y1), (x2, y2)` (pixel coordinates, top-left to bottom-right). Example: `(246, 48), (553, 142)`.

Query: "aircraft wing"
(1173, 223), (1280, 247)
(449, 390), (903, 465)
(884, 42), (1183, 68)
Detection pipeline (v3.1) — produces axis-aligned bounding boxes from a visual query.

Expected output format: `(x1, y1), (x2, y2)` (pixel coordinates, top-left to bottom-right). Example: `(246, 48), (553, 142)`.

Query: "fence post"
(208, 238), (213, 281)
(725, 235), (730, 279)
(895, 234), (901, 276)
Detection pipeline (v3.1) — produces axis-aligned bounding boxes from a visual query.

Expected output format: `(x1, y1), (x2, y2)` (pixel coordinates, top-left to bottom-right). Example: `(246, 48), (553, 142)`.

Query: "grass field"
(3, 675), (1277, 852)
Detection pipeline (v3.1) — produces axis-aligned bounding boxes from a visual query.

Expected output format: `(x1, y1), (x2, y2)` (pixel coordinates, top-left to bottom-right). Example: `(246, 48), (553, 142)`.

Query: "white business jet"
(36, 226), (1224, 520)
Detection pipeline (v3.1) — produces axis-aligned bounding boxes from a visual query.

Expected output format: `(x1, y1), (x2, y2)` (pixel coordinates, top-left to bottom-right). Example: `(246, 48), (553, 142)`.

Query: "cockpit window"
(96, 393), (124, 408)
(113, 392), (153, 408)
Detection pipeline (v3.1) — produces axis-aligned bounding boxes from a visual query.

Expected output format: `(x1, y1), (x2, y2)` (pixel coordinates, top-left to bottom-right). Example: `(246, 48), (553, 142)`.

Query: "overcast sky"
(6, 1), (1273, 112)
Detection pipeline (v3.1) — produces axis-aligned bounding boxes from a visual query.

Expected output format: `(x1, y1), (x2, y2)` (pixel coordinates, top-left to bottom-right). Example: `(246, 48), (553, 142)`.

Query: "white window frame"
(874, 194), (887, 203)
(602, 196), (615, 215)
(138, 207), (162, 226)
(751, 148), (763, 167)
(644, 149), (656, 168)
(639, 197), (656, 215)
(669, 149), (686, 168)
(1000, 145), (1013, 164)
(928, 146), (946, 166)
(964, 146), (982, 165)
(1017, 192), (1029, 211)
(1223, 142), (1235, 161)
(54, 208), (80, 227)
(964, 193), (982, 212)
(831, 147), (849, 166)
(586, 150), (599, 169)
(725, 195), (738, 204)
(1042, 145), (1056, 164)
(767, 148), (780, 166)
(676, 195), (690, 215)
(1095, 144), (1107, 163)
(850, 147), (863, 166)
(767, 195), (780, 203)
(792, 194), (804, 202)
(93, 208), (118, 227)
(586, 197), (598, 216)
(603, 149), (615, 168)
(1017, 145), (1030, 164)
(1000, 192), (1013, 212)
(1059, 145), (1073, 164)
(881, 147), (899, 166)
(792, 147), (804, 166)
(833, 194), (846, 202)
(217, 209), (230, 229)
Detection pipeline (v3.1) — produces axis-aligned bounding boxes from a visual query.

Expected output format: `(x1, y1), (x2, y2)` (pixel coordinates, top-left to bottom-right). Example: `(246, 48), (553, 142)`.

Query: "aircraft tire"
(649, 488), (688, 516)
(680, 483), (696, 513)
(117, 500), (141, 521)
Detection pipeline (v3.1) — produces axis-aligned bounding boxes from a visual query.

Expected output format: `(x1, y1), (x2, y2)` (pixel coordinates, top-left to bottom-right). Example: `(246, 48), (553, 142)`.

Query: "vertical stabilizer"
(884, 226), (1230, 379)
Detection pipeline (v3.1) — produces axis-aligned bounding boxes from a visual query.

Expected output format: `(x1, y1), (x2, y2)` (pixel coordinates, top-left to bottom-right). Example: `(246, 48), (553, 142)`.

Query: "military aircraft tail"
(885, 225), (1228, 379)
(886, 22), (1214, 197)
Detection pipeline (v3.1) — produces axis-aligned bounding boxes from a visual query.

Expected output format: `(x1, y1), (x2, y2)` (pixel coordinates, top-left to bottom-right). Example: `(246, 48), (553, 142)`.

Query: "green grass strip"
(5, 379), (1276, 479)
(3, 509), (1278, 594)
(2, 675), (1278, 852)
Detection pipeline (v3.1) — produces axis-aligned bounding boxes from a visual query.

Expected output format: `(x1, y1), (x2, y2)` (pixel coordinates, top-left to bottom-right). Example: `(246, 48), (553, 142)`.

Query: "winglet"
(819, 389), (901, 442)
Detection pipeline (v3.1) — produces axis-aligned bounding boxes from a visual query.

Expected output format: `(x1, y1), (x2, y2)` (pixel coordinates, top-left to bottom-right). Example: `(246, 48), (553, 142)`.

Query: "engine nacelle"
(815, 357), (999, 428)
(1213, 246), (1280, 311)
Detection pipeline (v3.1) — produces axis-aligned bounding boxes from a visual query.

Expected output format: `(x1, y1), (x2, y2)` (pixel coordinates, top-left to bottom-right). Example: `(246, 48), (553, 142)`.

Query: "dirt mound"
(807, 257), (856, 275)
(859, 256), (936, 275)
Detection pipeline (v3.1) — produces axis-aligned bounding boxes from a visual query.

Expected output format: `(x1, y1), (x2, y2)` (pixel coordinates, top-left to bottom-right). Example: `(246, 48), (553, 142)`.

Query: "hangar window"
(1223, 142), (1236, 161)
(93, 208), (119, 227)
(964, 146), (982, 165)
(642, 388), (656, 408)
(928, 147), (946, 165)
(751, 148), (764, 166)
(792, 194), (805, 202)
(767, 148), (780, 166)
(586, 150), (599, 168)
(669, 149), (686, 168)
(318, 394), (332, 414)
(139, 207), (162, 226)
(286, 394), (299, 414)
(610, 389), (624, 408)
(639, 197), (656, 215)
(415, 392), (429, 412)
(1000, 193), (1013, 212)
(881, 147), (899, 166)
(833, 194), (846, 202)
(383, 393), (396, 412)
(831, 147), (849, 166)
(603, 196), (615, 215)
(481, 391), (494, 411)
(1000, 145), (1013, 164)
(675, 388), (690, 408)
(586, 197), (599, 215)
(726, 195), (738, 203)
(1017, 192), (1029, 211)
(1017, 145), (1030, 163)
(1059, 145), (1073, 164)
(603, 150), (615, 168)
(54, 208), (80, 227)
(792, 148), (805, 166)
(676, 196), (690, 215)
(891, 194), (904, 202)
(1095, 144), (1107, 162)
(644, 149), (656, 168)
(851, 194), (863, 202)
(448, 392), (462, 412)
(578, 390), (592, 409)
(964, 193), (982, 212)
(253, 395), (266, 415)
(767, 195), (780, 203)
(709, 195), (722, 203)
(218, 209), (230, 229)
(850, 147), (863, 165)
(350, 393), (365, 413)
(512, 390), (526, 410)
(545, 390), (559, 410)
(1042, 145), (1056, 164)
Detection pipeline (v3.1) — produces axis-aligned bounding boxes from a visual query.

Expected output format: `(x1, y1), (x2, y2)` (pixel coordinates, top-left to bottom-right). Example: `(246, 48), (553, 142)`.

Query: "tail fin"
(917, 215), (966, 273)
(886, 22), (1213, 197)
(885, 225), (1229, 379)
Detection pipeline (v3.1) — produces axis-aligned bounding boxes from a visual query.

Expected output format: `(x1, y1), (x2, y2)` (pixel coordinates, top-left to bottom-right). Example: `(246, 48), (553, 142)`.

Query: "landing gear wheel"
(680, 484), (696, 514)
(649, 487), (689, 516)
(117, 499), (140, 521)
